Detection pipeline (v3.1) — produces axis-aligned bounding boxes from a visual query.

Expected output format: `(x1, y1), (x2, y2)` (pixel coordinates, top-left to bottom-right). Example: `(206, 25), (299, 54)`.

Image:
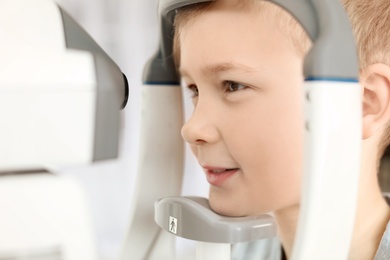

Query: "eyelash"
(187, 81), (247, 97)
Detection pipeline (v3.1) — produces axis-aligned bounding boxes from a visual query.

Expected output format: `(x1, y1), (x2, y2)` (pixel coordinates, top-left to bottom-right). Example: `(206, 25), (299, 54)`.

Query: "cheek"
(225, 95), (304, 209)
(228, 92), (304, 157)
(232, 115), (303, 178)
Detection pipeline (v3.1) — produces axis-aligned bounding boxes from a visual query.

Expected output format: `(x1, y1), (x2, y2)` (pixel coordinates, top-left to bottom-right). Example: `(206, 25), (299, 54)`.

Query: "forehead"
(178, 2), (296, 77)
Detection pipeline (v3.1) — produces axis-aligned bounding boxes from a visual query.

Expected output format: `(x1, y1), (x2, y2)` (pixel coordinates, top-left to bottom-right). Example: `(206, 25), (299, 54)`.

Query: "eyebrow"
(179, 62), (257, 78)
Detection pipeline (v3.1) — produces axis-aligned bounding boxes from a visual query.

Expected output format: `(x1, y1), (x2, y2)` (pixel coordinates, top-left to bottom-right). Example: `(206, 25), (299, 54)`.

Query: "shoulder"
(375, 193), (390, 260)
(375, 220), (390, 259)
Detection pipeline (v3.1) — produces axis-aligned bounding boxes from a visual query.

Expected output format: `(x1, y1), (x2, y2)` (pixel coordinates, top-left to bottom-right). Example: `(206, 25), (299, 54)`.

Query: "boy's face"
(180, 2), (305, 216)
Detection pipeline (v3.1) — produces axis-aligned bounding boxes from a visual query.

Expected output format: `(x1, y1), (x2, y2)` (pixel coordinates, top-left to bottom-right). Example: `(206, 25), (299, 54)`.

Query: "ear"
(362, 63), (390, 139)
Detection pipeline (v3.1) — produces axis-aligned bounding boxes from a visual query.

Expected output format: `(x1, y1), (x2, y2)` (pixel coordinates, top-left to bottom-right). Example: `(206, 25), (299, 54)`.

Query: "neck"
(348, 141), (390, 259)
(274, 204), (300, 259)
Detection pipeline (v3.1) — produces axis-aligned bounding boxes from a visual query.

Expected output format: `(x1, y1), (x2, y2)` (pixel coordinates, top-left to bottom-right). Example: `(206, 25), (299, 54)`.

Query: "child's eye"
(188, 84), (199, 97)
(224, 81), (247, 92)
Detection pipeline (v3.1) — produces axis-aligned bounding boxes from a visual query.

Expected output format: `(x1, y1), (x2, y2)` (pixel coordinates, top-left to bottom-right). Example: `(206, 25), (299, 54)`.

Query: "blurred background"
(54, 0), (208, 259)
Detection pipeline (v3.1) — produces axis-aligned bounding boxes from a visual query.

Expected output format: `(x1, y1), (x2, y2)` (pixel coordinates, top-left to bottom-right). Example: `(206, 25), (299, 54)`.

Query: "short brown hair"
(341, 0), (390, 156)
(342, 0), (390, 69)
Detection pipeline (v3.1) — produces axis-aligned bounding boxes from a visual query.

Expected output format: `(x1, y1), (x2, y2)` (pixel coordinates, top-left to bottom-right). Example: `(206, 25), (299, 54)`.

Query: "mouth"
(204, 167), (239, 186)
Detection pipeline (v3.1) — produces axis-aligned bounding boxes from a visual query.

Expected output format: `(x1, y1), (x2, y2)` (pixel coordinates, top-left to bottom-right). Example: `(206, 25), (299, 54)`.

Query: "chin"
(208, 189), (276, 217)
(209, 193), (248, 217)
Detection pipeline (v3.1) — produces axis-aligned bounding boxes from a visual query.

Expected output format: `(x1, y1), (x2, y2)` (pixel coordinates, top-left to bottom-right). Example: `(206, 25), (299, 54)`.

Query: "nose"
(181, 101), (220, 145)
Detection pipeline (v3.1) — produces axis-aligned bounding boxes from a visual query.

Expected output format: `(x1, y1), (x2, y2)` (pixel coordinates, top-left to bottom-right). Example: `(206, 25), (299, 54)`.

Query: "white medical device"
(0, 0), (128, 259)
(122, 0), (361, 259)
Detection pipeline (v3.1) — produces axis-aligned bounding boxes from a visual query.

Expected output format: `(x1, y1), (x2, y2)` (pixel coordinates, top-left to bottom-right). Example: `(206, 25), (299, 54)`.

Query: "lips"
(203, 167), (239, 186)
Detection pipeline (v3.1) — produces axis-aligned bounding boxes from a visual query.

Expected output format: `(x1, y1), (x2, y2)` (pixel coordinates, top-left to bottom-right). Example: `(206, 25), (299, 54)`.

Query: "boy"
(173, 0), (390, 259)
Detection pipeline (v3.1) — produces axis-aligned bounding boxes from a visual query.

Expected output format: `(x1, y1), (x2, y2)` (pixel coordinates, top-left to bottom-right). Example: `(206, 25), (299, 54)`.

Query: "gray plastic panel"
(143, 0), (212, 84)
(155, 197), (276, 243)
(58, 5), (128, 162)
(59, 6), (128, 108)
(266, 0), (317, 40)
(59, 7), (110, 63)
(268, 0), (359, 80)
(93, 53), (124, 161)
